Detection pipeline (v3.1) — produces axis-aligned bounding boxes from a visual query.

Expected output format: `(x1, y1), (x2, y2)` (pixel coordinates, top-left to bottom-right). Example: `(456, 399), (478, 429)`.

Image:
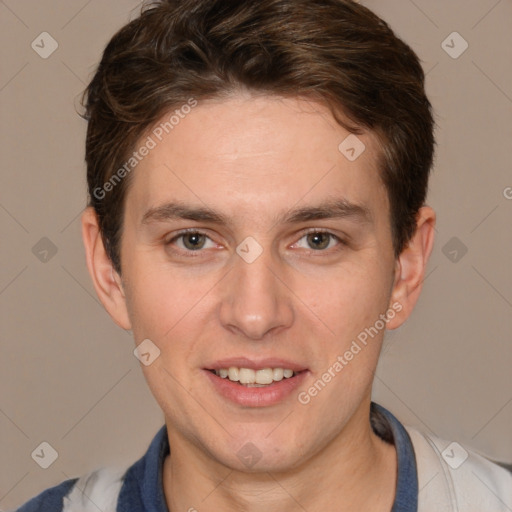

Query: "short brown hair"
(82, 0), (435, 274)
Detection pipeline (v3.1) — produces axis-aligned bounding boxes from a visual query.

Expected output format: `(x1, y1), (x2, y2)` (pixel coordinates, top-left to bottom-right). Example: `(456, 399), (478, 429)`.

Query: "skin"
(82, 92), (435, 511)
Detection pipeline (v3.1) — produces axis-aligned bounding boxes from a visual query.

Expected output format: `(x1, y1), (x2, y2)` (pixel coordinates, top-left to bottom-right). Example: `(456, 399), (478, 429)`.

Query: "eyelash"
(165, 228), (346, 256)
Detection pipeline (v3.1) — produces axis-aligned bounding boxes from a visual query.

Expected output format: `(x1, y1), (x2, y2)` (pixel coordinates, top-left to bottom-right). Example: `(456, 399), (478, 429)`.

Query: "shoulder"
(15, 478), (77, 512)
(405, 426), (512, 512)
(14, 426), (168, 512)
(15, 467), (127, 512)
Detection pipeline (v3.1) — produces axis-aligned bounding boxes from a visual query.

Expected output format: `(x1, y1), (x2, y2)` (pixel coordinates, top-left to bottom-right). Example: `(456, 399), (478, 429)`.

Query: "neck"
(162, 401), (397, 512)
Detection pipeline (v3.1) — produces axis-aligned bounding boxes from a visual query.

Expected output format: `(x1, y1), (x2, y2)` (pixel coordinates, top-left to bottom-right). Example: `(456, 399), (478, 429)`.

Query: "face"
(114, 93), (404, 472)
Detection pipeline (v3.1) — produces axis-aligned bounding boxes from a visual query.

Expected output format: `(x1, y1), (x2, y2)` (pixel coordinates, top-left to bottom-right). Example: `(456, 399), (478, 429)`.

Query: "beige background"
(1, 0), (511, 509)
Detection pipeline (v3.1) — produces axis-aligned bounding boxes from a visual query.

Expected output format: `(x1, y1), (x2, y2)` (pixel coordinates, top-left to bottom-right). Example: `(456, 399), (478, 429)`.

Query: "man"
(17, 0), (511, 511)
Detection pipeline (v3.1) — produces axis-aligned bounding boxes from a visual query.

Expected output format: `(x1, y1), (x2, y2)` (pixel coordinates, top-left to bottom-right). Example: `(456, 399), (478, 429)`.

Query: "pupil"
(308, 233), (329, 250)
(185, 233), (205, 250)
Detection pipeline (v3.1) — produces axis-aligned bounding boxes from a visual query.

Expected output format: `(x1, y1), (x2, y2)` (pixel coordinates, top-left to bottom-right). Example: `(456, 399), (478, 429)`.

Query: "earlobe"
(81, 207), (132, 330)
(386, 206), (436, 330)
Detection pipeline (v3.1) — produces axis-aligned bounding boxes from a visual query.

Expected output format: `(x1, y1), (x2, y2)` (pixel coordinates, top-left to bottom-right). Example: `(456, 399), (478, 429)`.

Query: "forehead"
(124, 93), (388, 228)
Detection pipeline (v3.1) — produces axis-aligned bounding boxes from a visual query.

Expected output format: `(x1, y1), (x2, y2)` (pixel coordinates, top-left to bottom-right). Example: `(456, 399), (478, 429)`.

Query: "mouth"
(203, 360), (309, 407)
(207, 367), (302, 387)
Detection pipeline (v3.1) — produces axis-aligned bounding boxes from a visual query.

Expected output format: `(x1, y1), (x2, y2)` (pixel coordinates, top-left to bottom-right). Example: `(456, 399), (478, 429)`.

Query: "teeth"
(239, 368), (255, 384)
(214, 366), (297, 385)
(283, 369), (293, 378)
(228, 367), (239, 381)
(273, 368), (284, 381)
(256, 368), (274, 384)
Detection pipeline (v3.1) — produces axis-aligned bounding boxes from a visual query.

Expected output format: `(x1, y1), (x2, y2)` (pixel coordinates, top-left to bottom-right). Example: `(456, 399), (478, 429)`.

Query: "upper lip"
(205, 357), (308, 372)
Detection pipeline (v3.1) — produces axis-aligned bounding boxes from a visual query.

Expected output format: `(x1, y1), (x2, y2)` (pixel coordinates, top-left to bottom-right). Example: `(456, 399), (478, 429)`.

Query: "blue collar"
(374, 403), (419, 512)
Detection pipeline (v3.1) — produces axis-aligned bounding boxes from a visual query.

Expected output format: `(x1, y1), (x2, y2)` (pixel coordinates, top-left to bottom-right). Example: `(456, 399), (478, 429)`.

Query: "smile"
(212, 367), (296, 386)
(204, 367), (309, 407)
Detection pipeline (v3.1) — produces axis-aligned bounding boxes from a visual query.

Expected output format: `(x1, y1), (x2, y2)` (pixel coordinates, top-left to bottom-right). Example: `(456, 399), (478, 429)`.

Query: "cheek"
(124, 268), (205, 407)
(123, 263), (180, 343)
(298, 262), (393, 344)
(123, 257), (220, 359)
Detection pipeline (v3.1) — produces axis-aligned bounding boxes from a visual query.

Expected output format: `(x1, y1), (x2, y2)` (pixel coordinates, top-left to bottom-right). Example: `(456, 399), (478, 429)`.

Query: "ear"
(386, 206), (436, 330)
(81, 207), (132, 330)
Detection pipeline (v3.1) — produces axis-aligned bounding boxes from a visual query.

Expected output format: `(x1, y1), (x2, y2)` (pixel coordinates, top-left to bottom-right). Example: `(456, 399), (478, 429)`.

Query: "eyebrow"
(140, 197), (372, 227)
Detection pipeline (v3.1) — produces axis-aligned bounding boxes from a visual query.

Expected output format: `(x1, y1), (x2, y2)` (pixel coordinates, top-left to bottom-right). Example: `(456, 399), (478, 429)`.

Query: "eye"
(295, 231), (341, 251)
(168, 230), (216, 251)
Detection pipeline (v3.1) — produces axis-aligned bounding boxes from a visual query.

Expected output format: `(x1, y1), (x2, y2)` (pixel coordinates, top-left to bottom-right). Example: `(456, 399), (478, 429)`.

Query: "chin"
(212, 434), (308, 474)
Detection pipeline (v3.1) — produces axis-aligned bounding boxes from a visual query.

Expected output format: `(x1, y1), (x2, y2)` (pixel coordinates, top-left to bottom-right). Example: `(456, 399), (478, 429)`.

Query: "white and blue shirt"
(17, 403), (511, 511)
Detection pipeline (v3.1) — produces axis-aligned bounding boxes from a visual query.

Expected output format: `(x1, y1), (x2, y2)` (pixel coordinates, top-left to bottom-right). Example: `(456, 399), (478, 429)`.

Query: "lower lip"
(204, 370), (309, 407)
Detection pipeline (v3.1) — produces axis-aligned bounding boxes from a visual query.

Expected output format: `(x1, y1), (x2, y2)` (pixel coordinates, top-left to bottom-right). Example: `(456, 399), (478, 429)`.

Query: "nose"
(218, 244), (294, 340)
